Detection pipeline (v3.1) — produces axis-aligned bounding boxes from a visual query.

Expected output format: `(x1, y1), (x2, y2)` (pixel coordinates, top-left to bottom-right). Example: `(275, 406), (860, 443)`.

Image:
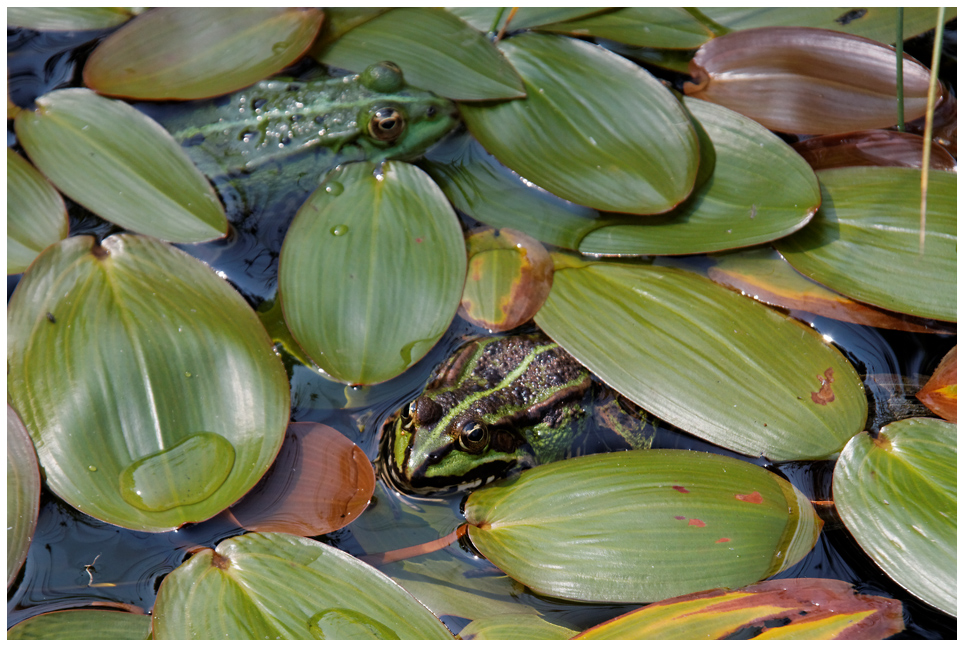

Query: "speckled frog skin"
(158, 61), (458, 213)
(381, 333), (655, 496)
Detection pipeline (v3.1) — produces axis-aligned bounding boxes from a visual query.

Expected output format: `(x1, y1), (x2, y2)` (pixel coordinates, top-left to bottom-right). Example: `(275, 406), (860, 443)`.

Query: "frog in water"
(380, 333), (656, 496)
(156, 61), (458, 215)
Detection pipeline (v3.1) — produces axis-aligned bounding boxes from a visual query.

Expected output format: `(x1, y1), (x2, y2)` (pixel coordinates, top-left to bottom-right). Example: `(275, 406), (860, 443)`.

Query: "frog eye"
(369, 108), (406, 141)
(457, 420), (490, 454)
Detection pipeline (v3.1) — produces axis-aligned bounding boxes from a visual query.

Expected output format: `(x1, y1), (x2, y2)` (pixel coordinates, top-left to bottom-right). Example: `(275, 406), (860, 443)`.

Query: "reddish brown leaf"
(575, 578), (904, 640)
(229, 423), (374, 536)
(916, 346), (957, 422)
(792, 129), (956, 171)
(685, 27), (934, 134)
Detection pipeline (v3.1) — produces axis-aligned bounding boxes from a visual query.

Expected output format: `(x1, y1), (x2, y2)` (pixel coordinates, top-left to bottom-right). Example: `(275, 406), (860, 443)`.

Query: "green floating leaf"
(152, 532), (454, 639)
(535, 258), (867, 461)
(775, 167), (956, 322)
(465, 450), (821, 603)
(537, 7), (713, 49)
(459, 228), (554, 332)
(7, 235), (290, 531)
(308, 7), (391, 53)
(700, 7), (957, 44)
(833, 418), (956, 617)
(423, 131), (603, 250)
(7, 7), (135, 31)
(460, 614), (577, 640)
(575, 578), (904, 639)
(7, 405), (40, 588)
(313, 8), (524, 101)
(83, 7), (324, 100)
(461, 32), (698, 215)
(7, 148), (68, 274)
(448, 7), (612, 32)
(280, 161), (466, 384)
(7, 609), (152, 640)
(15, 89), (226, 244)
(579, 96), (820, 255)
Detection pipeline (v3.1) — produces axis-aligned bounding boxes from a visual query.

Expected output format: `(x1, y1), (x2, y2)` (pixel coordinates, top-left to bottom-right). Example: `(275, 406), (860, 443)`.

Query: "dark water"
(7, 25), (957, 638)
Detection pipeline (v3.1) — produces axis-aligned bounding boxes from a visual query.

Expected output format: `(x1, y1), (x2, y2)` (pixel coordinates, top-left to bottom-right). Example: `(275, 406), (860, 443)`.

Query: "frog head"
(380, 395), (538, 496)
(353, 61), (459, 161)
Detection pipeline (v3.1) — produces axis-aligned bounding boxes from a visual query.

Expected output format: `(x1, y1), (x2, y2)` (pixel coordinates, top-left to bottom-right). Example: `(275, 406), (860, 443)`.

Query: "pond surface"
(6, 23), (956, 639)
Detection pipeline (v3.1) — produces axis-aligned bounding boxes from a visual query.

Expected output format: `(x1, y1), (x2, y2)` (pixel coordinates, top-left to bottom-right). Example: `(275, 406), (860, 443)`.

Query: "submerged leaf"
(685, 27), (934, 134)
(465, 450), (821, 603)
(83, 7), (324, 100)
(152, 532), (454, 639)
(575, 578), (904, 639)
(460, 614), (577, 640)
(461, 32), (698, 215)
(7, 235), (290, 531)
(792, 130), (957, 171)
(279, 161), (466, 384)
(833, 418), (956, 616)
(7, 609), (152, 640)
(7, 148), (68, 274)
(775, 167), (956, 322)
(229, 423), (375, 536)
(535, 258), (867, 460)
(14, 89), (227, 243)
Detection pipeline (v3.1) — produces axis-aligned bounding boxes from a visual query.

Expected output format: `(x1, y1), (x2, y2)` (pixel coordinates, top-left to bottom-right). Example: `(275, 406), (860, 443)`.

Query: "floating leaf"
(14, 89), (226, 244)
(833, 418), (956, 616)
(313, 8), (524, 101)
(423, 131), (603, 250)
(7, 405), (40, 589)
(447, 7), (612, 32)
(460, 614), (577, 640)
(575, 578), (904, 639)
(152, 532), (454, 639)
(775, 167), (956, 322)
(462, 32), (698, 215)
(708, 247), (953, 334)
(83, 8), (324, 100)
(7, 7), (136, 31)
(279, 161), (466, 384)
(792, 130), (957, 171)
(459, 228), (553, 332)
(7, 609), (152, 640)
(311, 7), (391, 52)
(465, 450), (821, 603)
(579, 96), (819, 255)
(685, 27), (934, 134)
(699, 7), (957, 44)
(535, 258), (867, 461)
(228, 423), (375, 536)
(537, 7), (713, 49)
(916, 347), (956, 422)
(7, 235), (290, 531)
(7, 148), (68, 274)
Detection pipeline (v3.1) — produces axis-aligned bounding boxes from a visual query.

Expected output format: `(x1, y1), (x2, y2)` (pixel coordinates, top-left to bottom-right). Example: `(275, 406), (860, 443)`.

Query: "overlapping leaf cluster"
(6, 6), (956, 640)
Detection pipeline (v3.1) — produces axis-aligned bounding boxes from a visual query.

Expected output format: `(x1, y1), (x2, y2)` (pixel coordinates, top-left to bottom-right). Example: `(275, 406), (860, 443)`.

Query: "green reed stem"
(918, 7), (946, 254)
(895, 8), (905, 131)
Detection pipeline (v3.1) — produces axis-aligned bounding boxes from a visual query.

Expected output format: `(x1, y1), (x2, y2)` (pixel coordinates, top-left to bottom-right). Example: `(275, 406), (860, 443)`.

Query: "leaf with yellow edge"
(575, 578), (904, 639)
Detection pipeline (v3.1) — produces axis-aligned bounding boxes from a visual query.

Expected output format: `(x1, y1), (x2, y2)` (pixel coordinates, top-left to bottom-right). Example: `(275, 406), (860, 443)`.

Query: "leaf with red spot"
(464, 450), (821, 603)
(574, 578), (904, 639)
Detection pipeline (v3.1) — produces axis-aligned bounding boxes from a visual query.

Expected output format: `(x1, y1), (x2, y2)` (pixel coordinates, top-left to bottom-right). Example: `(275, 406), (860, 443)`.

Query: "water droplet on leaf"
(308, 609), (399, 640)
(331, 225), (349, 236)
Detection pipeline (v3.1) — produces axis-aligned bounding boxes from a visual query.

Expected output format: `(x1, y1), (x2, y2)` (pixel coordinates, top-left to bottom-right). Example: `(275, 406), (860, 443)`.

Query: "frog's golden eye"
(457, 420), (490, 454)
(369, 108), (406, 141)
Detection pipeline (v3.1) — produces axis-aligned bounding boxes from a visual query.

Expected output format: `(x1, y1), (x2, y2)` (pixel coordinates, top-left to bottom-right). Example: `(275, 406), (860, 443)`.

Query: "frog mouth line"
(378, 449), (517, 497)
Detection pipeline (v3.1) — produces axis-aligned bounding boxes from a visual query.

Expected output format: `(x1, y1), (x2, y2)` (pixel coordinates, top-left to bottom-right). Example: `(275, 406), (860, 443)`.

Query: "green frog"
(380, 333), (656, 496)
(157, 61), (459, 215)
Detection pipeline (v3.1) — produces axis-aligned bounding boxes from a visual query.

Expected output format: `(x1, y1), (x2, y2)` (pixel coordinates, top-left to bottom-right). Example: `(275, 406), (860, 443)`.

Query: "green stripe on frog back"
(434, 341), (581, 434)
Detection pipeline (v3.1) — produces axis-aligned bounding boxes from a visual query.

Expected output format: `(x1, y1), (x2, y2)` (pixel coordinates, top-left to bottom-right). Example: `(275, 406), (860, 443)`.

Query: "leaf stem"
(895, 8), (904, 132)
(359, 524), (467, 566)
(919, 7), (946, 254)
